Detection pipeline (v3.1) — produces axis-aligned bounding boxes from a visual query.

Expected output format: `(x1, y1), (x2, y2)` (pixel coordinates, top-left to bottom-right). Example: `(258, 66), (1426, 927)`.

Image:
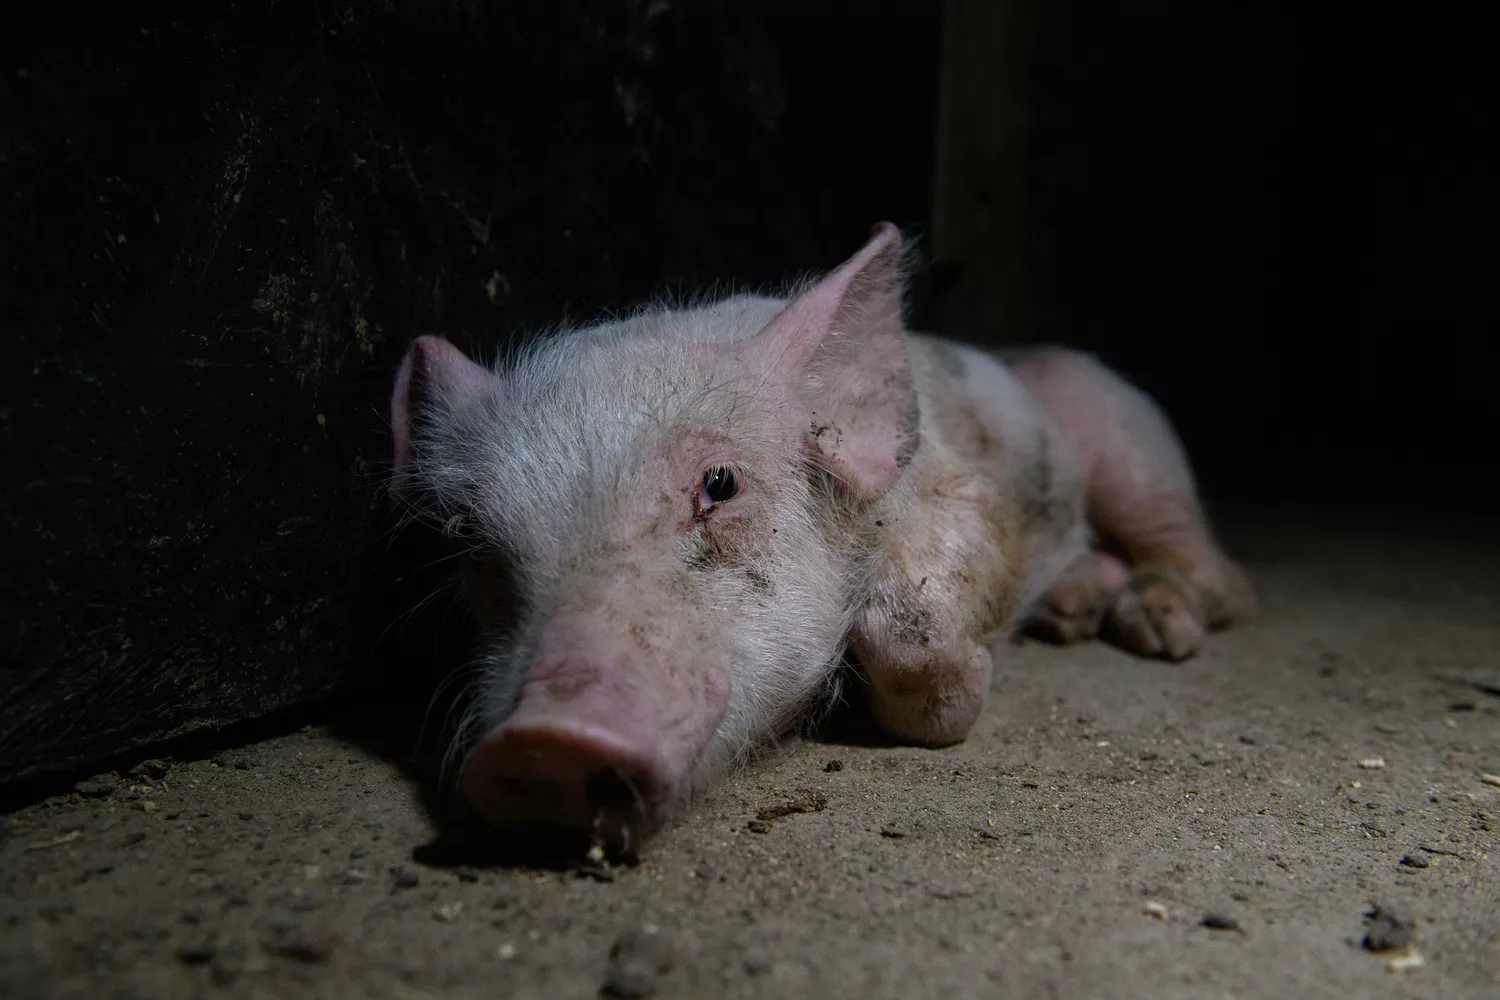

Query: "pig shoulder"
(903, 334), (1089, 614)
(843, 333), (1089, 744)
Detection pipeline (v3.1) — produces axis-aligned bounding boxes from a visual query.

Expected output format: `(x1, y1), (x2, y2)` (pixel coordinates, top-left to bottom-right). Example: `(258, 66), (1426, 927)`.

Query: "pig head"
(390, 224), (919, 852)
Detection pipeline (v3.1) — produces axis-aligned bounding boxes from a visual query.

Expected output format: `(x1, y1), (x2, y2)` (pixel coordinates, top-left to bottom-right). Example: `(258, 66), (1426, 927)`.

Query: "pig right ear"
(390, 335), (496, 492)
(752, 223), (919, 502)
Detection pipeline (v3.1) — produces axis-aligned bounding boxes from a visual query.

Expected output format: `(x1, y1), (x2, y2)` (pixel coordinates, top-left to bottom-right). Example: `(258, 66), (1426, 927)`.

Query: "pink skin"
(736, 223), (915, 501)
(387, 224), (1253, 853)
(459, 613), (730, 849)
(390, 226), (913, 852)
(393, 338), (770, 852)
(449, 439), (747, 851)
(1008, 347), (1255, 658)
(390, 335), (495, 480)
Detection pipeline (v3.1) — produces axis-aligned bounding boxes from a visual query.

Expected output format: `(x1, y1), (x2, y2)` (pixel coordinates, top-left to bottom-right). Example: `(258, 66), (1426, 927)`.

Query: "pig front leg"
(846, 458), (1019, 746)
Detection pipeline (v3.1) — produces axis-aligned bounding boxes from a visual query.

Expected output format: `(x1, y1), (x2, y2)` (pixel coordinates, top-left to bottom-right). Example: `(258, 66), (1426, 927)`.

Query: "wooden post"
(930, 0), (1037, 347)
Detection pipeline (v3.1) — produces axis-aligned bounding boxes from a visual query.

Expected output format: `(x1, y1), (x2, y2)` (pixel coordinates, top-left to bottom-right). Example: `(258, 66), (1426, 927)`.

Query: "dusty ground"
(3, 512), (1498, 1000)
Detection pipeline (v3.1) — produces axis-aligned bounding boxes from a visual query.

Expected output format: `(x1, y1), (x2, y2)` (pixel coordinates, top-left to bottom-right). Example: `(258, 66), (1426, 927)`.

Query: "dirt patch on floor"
(3, 517), (1498, 999)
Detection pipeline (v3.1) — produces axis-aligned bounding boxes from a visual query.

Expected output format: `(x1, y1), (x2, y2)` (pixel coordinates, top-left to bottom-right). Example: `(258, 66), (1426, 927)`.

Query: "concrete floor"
(3, 512), (1498, 999)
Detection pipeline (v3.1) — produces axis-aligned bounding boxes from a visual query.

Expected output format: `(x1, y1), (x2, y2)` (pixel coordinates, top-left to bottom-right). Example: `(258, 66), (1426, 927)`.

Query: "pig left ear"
(390, 335), (497, 496)
(754, 223), (919, 501)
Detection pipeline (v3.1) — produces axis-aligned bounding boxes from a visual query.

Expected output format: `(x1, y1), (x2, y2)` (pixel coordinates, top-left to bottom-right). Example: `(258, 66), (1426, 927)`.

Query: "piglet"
(389, 223), (1253, 853)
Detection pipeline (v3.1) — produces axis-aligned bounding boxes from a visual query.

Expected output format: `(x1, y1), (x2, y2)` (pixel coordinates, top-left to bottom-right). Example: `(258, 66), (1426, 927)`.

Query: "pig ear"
(754, 223), (919, 501)
(390, 335), (496, 491)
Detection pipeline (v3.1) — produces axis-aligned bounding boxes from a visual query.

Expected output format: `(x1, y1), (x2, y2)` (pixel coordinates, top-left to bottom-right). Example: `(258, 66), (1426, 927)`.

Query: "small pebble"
(746, 820), (772, 834)
(1468, 671), (1500, 697)
(1362, 904), (1413, 952)
(602, 927), (674, 999)
(266, 931), (333, 963)
(603, 963), (657, 999)
(1359, 757), (1387, 770)
(1387, 947), (1427, 973)
(756, 789), (827, 821)
(1398, 854), (1430, 869)
(176, 941), (216, 965)
(1200, 912), (1239, 931)
(289, 888), (325, 913)
(1143, 901), (1167, 920)
(128, 759), (171, 780)
(824, 760), (844, 772)
(74, 774), (116, 798)
(1479, 773), (1500, 788)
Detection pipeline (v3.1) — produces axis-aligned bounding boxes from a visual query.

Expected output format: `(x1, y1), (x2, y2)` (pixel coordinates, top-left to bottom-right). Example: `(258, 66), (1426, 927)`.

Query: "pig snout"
(458, 616), (730, 850)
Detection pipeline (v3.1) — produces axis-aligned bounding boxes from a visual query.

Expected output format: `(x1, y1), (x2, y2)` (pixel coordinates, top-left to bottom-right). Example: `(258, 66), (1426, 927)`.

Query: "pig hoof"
(861, 641), (993, 747)
(1026, 550), (1130, 645)
(1103, 565), (1207, 662)
(1027, 601), (1109, 645)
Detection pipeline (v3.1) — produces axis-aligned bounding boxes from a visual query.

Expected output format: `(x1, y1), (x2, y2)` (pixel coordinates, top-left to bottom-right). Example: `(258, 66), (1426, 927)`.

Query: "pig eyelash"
(697, 464), (742, 511)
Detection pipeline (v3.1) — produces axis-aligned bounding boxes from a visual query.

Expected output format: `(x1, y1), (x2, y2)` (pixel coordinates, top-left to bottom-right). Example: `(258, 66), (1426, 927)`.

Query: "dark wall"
(1007, 3), (1491, 513)
(1, 0), (941, 787)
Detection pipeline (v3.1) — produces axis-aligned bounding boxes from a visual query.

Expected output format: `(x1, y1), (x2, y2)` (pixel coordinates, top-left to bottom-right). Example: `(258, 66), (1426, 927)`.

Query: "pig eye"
(699, 465), (740, 507)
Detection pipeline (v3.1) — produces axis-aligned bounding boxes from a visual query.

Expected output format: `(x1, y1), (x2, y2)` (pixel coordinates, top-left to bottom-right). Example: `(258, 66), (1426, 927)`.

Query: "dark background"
(1, 1), (1490, 792)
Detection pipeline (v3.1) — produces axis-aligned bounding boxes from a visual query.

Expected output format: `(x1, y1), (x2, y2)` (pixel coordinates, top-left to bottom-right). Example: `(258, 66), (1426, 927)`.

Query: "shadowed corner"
(330, 502), (660, 871)
(801, 656), (922, 750)
(329, 503), (489, 840)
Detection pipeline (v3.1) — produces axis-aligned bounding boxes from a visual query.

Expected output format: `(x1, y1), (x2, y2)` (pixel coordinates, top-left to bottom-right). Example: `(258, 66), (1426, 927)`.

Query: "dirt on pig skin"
(2, 513), (1499, 999)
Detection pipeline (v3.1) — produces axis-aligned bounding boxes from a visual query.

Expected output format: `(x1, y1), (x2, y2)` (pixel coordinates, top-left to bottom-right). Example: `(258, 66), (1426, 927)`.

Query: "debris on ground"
(1361, 904), (1414, 952)
(127, 759), (172, 780)
(73, 774), (116, 798)
(1199, 912), (1239, 931)
(602, 926), (674, 998)
(1386, 948), (1427, 973)
(742, 951), (771, 976)
(755, 788), (828, 821)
